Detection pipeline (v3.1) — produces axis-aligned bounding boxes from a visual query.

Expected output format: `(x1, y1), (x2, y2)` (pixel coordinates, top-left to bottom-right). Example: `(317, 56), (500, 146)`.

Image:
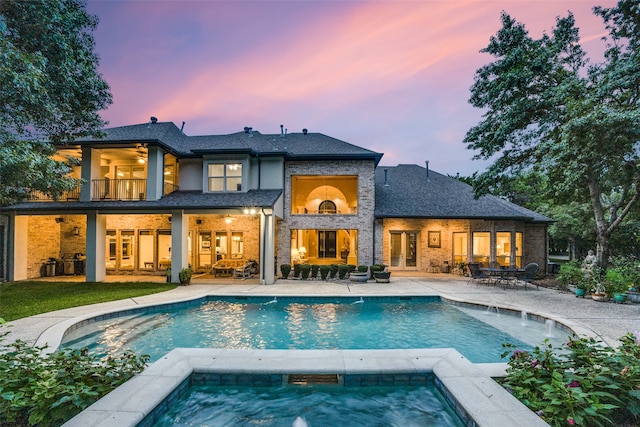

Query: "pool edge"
(61, 348), (550, 427)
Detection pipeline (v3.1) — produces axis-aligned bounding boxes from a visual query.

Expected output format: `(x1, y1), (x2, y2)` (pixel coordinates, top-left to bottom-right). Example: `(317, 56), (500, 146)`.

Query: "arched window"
(318, 200), (337, 214)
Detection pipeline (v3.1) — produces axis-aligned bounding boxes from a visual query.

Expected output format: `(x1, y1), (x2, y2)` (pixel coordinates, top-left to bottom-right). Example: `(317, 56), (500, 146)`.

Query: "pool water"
(61, 297), (568, 363)
(151, 384), (464, 427)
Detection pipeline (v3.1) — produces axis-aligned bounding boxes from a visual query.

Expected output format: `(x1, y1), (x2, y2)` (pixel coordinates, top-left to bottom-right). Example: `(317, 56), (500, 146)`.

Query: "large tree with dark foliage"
(0, 0), (111, 205)
(464, 0), (640, 267)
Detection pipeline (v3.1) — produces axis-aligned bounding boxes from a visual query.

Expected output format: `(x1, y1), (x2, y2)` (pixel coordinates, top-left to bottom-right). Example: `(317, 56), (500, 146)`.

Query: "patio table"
(480, 267), (518, 289)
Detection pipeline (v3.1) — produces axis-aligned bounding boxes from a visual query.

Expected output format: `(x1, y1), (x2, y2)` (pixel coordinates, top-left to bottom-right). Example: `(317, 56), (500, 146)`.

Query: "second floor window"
(208, 162), (242, 192)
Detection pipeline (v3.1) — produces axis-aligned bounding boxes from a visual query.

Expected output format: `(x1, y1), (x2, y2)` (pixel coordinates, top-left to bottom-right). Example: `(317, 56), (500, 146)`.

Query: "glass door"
(389, 231), (418, 270)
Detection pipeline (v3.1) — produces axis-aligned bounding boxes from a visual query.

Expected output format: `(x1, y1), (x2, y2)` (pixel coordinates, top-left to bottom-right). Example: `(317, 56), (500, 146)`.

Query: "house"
(0, 119), (552, 283)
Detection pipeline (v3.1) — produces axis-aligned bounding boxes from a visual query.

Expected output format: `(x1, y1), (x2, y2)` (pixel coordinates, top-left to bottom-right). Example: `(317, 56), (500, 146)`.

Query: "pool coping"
(61, 348), (550, 427)
(40, 293), (588, 354)
(51, 294), (571, 427)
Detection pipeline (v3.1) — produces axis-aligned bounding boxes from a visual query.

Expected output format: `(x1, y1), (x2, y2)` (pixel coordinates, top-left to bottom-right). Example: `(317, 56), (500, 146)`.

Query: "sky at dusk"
(87, 0), (617, 176)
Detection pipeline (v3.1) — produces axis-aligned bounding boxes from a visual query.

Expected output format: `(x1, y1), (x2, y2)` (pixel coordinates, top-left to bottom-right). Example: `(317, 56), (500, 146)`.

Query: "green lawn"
(0, 281), (178, 322)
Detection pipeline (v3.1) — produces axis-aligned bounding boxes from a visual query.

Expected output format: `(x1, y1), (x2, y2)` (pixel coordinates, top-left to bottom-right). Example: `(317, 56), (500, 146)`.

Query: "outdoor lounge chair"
(466, 262), (489, 286)
(516, 262), (539, 290)
(233, 261), (253, 280)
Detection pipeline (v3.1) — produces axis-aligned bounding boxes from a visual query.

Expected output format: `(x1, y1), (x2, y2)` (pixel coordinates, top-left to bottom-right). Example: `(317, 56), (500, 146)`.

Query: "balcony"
(27, 186), (81, 201)
(92, 179), (147, 201)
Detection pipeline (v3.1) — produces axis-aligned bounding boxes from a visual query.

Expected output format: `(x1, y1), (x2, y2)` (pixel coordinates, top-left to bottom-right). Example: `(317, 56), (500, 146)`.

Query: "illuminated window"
(472, 232), (490, 267)
(291, 175), (357, 215)
(453, 232), (468, 265)
(106, 230), (116, 269)
(496, 232), (511, 267)
(319, 200), (337, 214)
(208, 162), (242, 192)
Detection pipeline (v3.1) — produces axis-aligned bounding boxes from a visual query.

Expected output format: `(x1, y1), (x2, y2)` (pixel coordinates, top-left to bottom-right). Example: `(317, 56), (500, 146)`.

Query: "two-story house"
(0, 118), (552, 284)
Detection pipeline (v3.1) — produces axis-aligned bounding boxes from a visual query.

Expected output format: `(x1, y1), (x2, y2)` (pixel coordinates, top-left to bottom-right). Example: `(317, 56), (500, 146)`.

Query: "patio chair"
(466, 262), (489, 286)
(428, 260), (441, 273)
(233, 261), (253, 280)
(516, 263), (539, 290)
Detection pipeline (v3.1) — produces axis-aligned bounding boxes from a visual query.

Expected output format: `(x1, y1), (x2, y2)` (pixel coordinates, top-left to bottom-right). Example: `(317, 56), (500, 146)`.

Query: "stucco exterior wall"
(178, 158), (203, 191)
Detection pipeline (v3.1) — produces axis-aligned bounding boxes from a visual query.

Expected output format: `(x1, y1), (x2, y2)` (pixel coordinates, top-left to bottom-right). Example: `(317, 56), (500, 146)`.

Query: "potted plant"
(349, 265), (369, 282)
(178, 267), (192, 285)
(280, 263), (291, 279)
(605, 267), (628, 303)
(627, 285), (640, 303)
(374, 269), (391, 283)
(556, 261), (587, 296)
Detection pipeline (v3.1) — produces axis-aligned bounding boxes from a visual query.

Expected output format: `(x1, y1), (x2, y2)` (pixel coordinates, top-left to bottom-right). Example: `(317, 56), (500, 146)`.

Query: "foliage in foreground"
(0, 335), (149, 427)
(501, 333), (640, 426)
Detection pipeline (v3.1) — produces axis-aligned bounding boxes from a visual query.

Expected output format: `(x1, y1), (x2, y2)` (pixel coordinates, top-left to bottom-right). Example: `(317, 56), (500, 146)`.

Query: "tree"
(0, 0), (111, 205)
(464, 0), (640, 267)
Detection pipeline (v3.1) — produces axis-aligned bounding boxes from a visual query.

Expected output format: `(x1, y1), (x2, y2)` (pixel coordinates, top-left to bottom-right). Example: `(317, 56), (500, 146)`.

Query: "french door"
(389, 231), (418, 270)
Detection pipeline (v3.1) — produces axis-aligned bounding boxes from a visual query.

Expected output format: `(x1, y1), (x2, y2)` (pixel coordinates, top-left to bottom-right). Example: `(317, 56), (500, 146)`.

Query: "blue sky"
(88, 0), (616, 176)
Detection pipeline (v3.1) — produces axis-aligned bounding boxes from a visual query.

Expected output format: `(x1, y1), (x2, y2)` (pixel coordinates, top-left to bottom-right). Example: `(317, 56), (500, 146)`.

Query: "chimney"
(425, 161), (429, 179)
(180, 121), (185, 132)
(150, 116), (158, 124)
(280, 124), (284, 136)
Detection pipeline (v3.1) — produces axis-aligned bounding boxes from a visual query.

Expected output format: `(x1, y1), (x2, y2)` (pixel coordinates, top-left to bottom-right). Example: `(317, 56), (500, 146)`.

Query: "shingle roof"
(76, 122), (382, 163)
(374, 164), (552, 222)
(1, 190), (282, 213)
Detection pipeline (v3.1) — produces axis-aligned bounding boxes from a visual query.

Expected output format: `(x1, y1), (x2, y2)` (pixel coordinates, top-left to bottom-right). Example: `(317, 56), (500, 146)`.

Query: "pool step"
(287, 374), (340, 385)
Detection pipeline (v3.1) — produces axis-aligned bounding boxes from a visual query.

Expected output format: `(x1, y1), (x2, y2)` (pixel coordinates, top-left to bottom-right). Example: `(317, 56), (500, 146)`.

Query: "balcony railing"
(27, 186), (81, 201)
(92, 179), (147, 201)
(164, 182), (179, 196)
(294, 207), (358, 215)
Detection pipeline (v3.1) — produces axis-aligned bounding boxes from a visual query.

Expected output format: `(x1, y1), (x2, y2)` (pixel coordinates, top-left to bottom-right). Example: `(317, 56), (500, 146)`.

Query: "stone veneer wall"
(24, 213), (261, 278)
(27, 216), (61, 278)
(276, 160), (376, 271)
(379, 218), (547, 271)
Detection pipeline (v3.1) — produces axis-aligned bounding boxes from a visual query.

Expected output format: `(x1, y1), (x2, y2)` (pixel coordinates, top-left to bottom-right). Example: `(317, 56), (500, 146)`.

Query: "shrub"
(300, 264), (311, 280)
(500, 333), (640, 427)
(369, 264), (384, 279)
(557, 261), (587, 291)
(310, 264), (319, 279)
(329, 264), (339, 279)
(338, 264), (350, 279)
(0, 336), (149, 427)
(280, 264), (291, 279)
(178, 268), (192, 285)
(319, 265), (330, 280)
(293, 263), (302, 278)
(357, 265), (368, 273)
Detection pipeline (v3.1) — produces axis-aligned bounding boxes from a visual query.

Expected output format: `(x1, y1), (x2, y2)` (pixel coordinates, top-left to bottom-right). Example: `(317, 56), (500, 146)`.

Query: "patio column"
(8, 213), (28, 281)
(260, 209), (275, 285)
(86, 211), (106, 282)
(170, 210), (189, 283)
(80, 147), (100, 202)
(146, 146), (164, 201)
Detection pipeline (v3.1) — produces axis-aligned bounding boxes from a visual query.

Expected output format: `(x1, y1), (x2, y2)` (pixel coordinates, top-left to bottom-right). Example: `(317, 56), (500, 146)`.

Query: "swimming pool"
(61, 296), (570, 363)
(152, 381), (464, 427)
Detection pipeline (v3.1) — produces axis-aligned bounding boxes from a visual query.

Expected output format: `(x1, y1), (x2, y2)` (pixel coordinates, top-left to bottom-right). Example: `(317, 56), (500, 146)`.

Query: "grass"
(0, 281), (178, 322)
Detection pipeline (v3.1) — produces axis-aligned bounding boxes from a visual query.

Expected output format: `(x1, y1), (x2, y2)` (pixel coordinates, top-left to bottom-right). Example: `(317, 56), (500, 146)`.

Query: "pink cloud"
(90, 0), (618, 175)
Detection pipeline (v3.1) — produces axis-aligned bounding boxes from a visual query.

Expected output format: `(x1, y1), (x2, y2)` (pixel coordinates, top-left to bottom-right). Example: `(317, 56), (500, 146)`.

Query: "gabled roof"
(374, 164), (552, 222)
(76, 121), (383, 164)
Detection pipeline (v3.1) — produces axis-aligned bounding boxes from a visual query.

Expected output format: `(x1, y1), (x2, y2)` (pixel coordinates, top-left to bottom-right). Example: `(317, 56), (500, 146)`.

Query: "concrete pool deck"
(5, 272), (638, 349)
(3, 273), (638, 427)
